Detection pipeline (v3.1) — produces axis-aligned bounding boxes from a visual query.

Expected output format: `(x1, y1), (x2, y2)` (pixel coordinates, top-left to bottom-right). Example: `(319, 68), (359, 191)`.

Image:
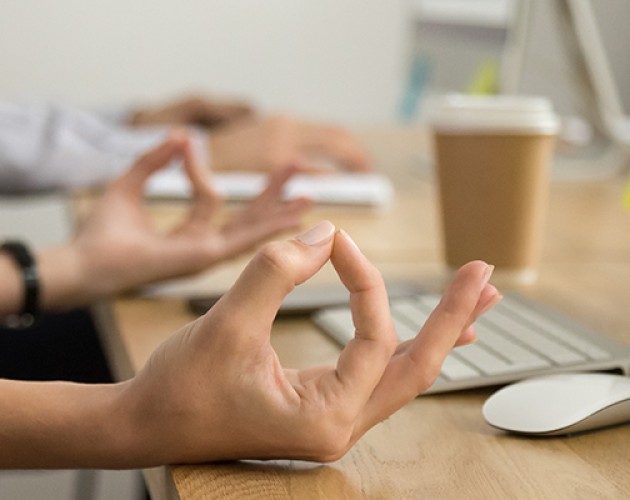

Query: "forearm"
(0, 103), (170, 192)
(0, 379), (135, 469)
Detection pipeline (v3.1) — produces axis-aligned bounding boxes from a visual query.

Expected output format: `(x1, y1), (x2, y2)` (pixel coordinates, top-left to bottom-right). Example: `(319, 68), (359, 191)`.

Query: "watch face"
(1, 240), (39, 328)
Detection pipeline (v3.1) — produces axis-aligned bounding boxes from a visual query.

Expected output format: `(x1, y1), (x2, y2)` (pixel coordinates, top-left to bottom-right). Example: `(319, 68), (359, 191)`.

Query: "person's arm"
(107, 102), (374, 173)
(0, 221), (500, 469)
(129, 103), (373, 173)
(0, 102), (208, 192)
(0, 101), (371, 194)
(127, 94), (255, 130)
(209, 115), (374, 173)
(0, 131), (311, 315)
(0, 379), (128, 469)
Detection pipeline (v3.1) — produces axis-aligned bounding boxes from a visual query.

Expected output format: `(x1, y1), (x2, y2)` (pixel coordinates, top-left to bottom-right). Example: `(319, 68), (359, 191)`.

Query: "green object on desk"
(467, 59), (499, 95)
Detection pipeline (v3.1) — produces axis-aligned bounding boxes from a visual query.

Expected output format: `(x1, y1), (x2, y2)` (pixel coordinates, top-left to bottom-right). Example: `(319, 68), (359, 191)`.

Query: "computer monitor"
(501, 0), (630, 174)
(566, 0), (630, 153)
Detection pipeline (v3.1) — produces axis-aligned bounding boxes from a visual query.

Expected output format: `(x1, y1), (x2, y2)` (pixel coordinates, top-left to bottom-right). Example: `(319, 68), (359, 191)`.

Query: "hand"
(38, 131), (311, 309)
(120, 222), (500, 466)
(209, 115), (373, 173)
(129, 95), (255, 130)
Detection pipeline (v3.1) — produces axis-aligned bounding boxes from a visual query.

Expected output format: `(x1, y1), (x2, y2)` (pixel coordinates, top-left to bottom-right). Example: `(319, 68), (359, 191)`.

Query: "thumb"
(210, 220), (336, 335)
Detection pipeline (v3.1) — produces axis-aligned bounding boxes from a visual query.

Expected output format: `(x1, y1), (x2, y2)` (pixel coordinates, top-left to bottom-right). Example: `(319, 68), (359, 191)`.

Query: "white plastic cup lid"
(427, 94), (560, 135)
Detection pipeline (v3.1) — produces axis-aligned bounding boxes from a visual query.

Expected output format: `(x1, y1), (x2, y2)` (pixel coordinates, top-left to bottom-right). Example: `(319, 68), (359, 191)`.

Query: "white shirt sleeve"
(0, 102), (208, 193)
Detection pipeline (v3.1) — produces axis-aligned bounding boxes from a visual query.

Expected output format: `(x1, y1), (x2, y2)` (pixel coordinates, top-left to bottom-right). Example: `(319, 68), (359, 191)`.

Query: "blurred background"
(0, 1), (628, 499)
(0, 0), (628, 128)
(0, 0), (408, 125)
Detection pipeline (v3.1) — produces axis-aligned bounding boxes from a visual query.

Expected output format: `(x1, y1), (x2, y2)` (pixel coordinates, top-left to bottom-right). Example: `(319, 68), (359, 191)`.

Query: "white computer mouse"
(482, 372), (630, 436)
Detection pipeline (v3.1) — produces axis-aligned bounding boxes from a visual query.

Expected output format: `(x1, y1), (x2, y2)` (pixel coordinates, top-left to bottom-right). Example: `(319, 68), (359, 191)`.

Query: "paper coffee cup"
(428, 94), (560, 285)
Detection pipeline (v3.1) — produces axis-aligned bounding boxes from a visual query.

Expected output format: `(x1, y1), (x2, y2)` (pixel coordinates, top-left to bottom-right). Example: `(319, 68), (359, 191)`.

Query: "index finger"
(330, 230), (398, 409)
(114, 131), (189, 196)
(180, 133), (222, 224)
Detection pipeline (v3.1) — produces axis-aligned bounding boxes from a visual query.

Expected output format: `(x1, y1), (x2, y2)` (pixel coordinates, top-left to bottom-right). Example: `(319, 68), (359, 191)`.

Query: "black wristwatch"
(1, 241), (40, 328)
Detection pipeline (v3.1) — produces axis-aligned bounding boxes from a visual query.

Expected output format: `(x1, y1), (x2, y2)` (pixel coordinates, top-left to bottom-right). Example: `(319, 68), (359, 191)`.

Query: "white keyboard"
(312, 294), (630, 394)
(146, 170), (395, 208)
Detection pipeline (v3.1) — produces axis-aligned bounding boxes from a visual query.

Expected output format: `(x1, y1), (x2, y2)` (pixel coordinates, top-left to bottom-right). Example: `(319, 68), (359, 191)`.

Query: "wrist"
(0, 241), (43, 327)
(103, 380), (150, 468)
(64, 382), (137, 468)
(0, 252), (24, 316)
(37, 243), (92, 310)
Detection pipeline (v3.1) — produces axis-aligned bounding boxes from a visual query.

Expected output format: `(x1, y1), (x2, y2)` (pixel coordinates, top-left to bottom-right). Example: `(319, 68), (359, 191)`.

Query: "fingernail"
(482, 264), (495, 288)
(296, 220), (336, 246)
(479, 289), (503, 315)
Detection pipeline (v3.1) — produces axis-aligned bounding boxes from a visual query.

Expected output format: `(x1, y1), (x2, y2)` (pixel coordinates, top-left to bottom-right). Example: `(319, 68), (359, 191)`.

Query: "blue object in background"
(399, 53), (432, 123)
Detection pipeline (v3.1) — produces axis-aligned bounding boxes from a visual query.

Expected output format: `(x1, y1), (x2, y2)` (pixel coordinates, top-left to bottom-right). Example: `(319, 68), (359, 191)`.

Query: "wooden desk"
(106, 128), (630, 499)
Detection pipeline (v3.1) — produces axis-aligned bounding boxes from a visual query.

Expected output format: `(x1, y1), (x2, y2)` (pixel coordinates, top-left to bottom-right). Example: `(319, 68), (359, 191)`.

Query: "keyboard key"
(499, 298), (611, 361)
(475, 322), (551, 371)
(453, 344), (514, 376)
(441, 354), (481, 381)
(418, 294), (441, 310)
(392, 317), (419, 342)
(391, 299), (430, 325)
(483, 308), (587, 365)
(316, 308), (354, 344)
